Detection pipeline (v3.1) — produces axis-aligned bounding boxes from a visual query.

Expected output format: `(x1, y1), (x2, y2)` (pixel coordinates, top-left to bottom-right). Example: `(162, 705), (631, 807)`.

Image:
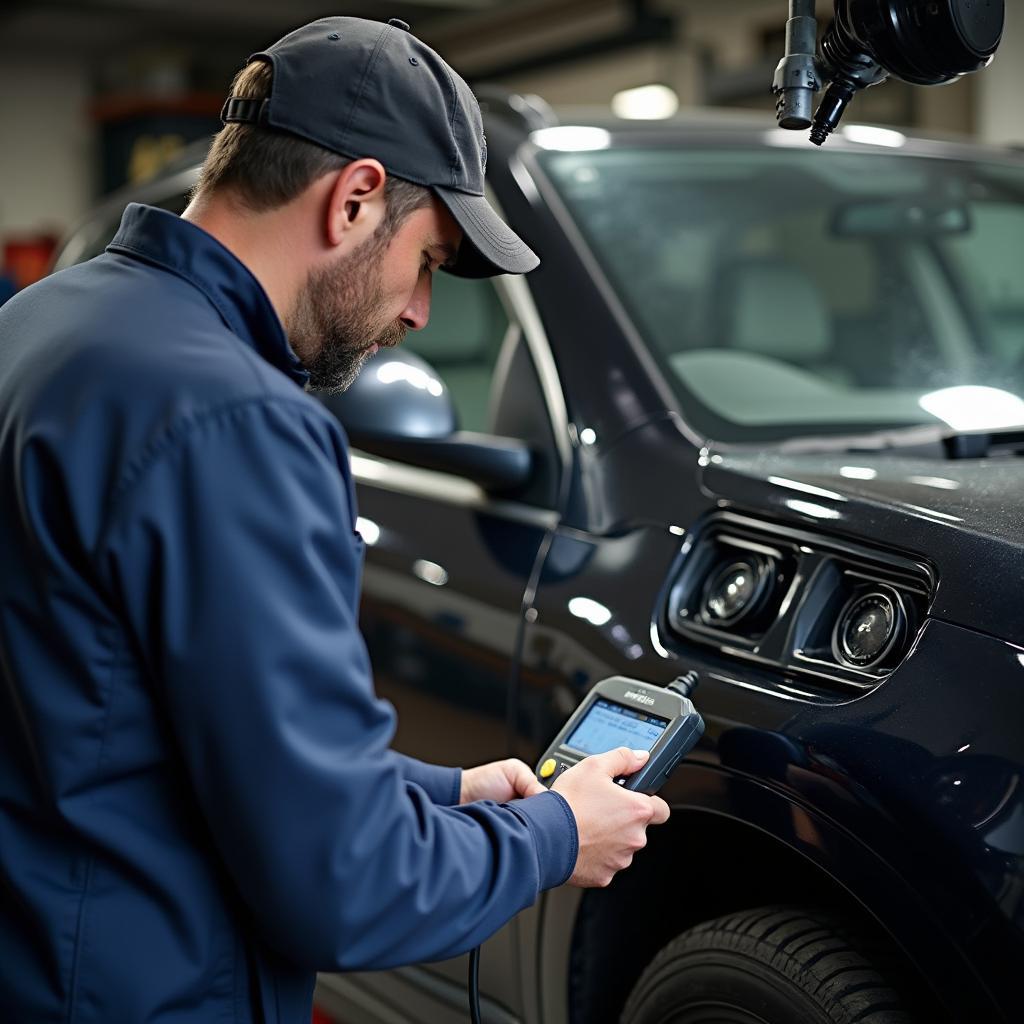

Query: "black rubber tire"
(620, 905), (915, 1024)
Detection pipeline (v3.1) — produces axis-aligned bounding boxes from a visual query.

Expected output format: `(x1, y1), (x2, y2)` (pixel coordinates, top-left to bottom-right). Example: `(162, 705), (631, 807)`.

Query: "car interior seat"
(716, 259), (851, 387)
(988, 302), (1024, 367)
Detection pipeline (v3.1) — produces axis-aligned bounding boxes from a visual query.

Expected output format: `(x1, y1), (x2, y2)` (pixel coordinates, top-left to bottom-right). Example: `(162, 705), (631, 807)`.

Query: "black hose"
(468, 944), (482, 1024)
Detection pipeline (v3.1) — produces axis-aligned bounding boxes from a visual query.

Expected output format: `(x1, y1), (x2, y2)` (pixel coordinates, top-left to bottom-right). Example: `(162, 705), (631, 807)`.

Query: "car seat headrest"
(718, 260), (832, 362)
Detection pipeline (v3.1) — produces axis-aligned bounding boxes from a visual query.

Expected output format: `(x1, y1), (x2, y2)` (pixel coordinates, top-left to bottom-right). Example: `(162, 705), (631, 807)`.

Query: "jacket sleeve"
(393, 753), (462, 806)
(97, 397), (577, 970)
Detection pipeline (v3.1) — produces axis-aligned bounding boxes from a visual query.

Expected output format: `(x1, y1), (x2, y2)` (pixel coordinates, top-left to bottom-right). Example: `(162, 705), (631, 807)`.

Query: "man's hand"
(460, 758), (547, 805)
(552, 747), (670, 888)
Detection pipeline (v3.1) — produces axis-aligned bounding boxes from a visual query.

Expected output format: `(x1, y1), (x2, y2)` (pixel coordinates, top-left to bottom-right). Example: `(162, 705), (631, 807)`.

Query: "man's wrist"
(505, 790), (579, 890)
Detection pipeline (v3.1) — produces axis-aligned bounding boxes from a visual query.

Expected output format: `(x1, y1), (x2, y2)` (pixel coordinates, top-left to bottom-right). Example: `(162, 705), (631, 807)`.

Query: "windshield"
(536, 142), (1024, 444)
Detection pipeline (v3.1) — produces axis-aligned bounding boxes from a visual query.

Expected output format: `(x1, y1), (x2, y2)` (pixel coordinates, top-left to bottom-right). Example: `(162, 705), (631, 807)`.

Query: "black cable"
(468, 944), (482, 1023)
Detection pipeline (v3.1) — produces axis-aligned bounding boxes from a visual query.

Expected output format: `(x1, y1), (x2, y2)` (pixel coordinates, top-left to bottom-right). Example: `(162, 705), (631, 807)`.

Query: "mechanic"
(0, 16), (670, 1023)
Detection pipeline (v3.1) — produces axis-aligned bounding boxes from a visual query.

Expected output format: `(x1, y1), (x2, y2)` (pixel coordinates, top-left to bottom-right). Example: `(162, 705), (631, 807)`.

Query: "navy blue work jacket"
(0, 205), (577, 1023)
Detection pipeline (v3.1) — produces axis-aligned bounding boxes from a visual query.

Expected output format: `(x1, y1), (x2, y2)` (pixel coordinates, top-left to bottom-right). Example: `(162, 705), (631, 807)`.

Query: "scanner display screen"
(565, 698), (668, 755)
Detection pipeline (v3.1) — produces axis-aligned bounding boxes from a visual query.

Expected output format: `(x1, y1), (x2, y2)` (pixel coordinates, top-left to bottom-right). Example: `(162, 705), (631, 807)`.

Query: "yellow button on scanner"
(539, 758), (557, 779)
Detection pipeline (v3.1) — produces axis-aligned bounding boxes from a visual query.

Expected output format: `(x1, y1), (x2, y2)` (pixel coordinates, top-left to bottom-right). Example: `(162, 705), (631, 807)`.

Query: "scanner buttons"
(540, 758), (557, 779)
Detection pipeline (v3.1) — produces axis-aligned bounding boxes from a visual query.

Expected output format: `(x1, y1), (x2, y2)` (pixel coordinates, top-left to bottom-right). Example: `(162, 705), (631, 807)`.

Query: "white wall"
(0, 55), (95, 240)
(500, 44), (676, 108)
(978, 5), (1024, 145)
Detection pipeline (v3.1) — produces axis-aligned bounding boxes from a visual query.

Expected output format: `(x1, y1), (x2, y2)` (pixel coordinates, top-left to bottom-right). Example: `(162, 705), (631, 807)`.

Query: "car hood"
(703, 449), (1023, 540)
(699, 448), (1024, 640)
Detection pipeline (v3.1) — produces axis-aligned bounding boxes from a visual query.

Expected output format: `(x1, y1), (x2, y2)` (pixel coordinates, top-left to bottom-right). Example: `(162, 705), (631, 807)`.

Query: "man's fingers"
(507, 758), (546, 798)
(589, 746), (649, 779)
(648, 795), (671, 826)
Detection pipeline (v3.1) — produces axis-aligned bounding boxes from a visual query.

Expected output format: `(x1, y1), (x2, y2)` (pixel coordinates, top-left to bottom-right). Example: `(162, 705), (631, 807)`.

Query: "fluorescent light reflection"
(919, 386), (1024, 430)
(842, 124), (906, 148)
(903, 504), (962, 523)
(568, 596), (612, 626)
(612, 84), (679, 120)
(840, 466), (877, 480)
(579, 428), (597, 445)
(355, 517), (380, 545)
(531, 126), (612, 151)
(610, 622), (644, 660)
(785, 499), (842, 520)
(649, 621), (672, 658)
(376, 361), (443, 397)
(768, 477), (846, 501)
(908, 475), (961, 490)
(763, 129), (816, 148)
(412, 559), (448, 587)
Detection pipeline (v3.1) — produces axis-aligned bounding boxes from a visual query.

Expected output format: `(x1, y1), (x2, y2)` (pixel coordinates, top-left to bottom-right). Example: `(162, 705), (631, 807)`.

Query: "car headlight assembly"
(832, 586), (907, 669)
(699, 555), (774, 629)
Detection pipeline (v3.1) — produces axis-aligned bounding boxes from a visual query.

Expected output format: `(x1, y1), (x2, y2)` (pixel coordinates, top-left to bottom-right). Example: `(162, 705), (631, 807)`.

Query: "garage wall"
(978, 11), (1024, 146)
(500, 43), (683, 108)
(0, 55), (95, 239)
(0, 1), (1020, 253)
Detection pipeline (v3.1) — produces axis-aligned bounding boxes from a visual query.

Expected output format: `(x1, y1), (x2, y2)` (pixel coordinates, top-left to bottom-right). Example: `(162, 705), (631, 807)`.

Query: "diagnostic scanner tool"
(535, 674), (704, 795)
(470, 675), (704, 1023)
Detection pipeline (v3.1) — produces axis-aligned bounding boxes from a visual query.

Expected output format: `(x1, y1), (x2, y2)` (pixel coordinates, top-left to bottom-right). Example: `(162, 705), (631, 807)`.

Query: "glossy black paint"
(53, 106), (1024, 1024)
(465, 112), (1021, 1022)
(338, 475), (551, 1021)
(512, 433), (1024, 1021)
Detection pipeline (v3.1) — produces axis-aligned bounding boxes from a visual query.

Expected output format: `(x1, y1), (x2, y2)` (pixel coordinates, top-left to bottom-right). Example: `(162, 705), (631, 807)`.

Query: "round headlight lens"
(701, 557), (771, 627)
(834, 589), (903, 667)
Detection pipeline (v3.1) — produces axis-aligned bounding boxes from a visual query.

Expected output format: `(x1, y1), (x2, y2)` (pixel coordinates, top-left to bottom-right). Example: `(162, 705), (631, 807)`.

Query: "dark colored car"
(54, 94), (1024, 1023)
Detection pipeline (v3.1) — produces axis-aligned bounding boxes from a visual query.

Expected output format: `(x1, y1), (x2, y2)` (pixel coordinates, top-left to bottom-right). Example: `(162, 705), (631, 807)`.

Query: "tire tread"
(621, 904), (914, 1024)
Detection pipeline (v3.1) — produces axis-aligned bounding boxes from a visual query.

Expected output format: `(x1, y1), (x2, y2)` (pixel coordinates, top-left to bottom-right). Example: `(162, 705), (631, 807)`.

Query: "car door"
(314, 269), (570, 1024)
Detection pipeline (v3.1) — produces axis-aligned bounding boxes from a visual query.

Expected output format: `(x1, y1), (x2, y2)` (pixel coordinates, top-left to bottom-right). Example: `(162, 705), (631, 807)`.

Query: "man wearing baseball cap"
(0, 16), (669, 1023)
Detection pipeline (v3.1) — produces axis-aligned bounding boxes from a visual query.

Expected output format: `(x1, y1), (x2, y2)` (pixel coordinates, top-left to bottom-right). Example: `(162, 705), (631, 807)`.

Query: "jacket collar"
(108, 203), (310, 388)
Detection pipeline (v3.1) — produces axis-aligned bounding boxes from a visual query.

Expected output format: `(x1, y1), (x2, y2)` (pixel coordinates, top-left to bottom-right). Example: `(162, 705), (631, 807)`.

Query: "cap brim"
(434, 187), (540, 279)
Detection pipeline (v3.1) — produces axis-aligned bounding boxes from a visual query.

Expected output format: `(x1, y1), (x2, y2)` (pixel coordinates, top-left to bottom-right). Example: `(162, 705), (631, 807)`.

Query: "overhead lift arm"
(772, 0), (1005, 146)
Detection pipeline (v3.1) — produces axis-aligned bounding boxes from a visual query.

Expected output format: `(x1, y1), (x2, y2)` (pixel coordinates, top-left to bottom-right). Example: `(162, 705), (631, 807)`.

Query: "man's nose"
(399, 271), (432, 332)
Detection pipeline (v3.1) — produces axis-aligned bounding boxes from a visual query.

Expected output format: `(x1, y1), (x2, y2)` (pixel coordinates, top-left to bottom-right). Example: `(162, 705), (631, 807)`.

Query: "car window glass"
(403, 271), (511, 433)
(940, 201), (1024, 365)
(538, 147), (1024, 443)
(721, 207), (955, 390)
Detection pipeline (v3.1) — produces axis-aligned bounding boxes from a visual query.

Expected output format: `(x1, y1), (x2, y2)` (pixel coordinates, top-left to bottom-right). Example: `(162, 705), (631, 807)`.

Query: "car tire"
(620, 905), (914, 1024)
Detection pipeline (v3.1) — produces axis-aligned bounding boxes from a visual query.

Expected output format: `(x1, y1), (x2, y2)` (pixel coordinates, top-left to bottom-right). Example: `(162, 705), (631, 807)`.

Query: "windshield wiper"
(941, 428), (1024, 459)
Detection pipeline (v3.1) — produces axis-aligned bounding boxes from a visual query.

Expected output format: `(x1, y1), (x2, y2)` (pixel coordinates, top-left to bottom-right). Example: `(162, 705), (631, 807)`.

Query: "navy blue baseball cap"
(221, 15), (540, 279)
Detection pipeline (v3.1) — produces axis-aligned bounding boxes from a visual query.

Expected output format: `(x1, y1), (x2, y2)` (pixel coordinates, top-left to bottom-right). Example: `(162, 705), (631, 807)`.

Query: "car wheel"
(620, 905), (914, 1024)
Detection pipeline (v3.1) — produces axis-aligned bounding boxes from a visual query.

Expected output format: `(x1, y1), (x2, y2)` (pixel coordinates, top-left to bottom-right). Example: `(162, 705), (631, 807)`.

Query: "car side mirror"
(318, 349), (533, 492)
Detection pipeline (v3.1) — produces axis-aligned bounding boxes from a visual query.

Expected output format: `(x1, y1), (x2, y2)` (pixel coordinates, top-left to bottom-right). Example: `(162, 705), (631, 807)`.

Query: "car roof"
(522, 104), (1024, 167)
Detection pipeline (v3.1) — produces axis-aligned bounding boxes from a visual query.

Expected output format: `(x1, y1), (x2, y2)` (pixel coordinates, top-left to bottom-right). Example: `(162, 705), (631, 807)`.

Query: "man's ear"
(325, 159), (387, 248)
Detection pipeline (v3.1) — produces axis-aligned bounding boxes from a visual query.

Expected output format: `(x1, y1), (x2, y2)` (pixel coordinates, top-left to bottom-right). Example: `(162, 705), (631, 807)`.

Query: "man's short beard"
(287, 227), (407, 395)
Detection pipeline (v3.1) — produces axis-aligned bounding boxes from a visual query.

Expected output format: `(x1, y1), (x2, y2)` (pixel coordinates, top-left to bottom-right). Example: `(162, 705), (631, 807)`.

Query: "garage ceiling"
(0, 0), (507, 60)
